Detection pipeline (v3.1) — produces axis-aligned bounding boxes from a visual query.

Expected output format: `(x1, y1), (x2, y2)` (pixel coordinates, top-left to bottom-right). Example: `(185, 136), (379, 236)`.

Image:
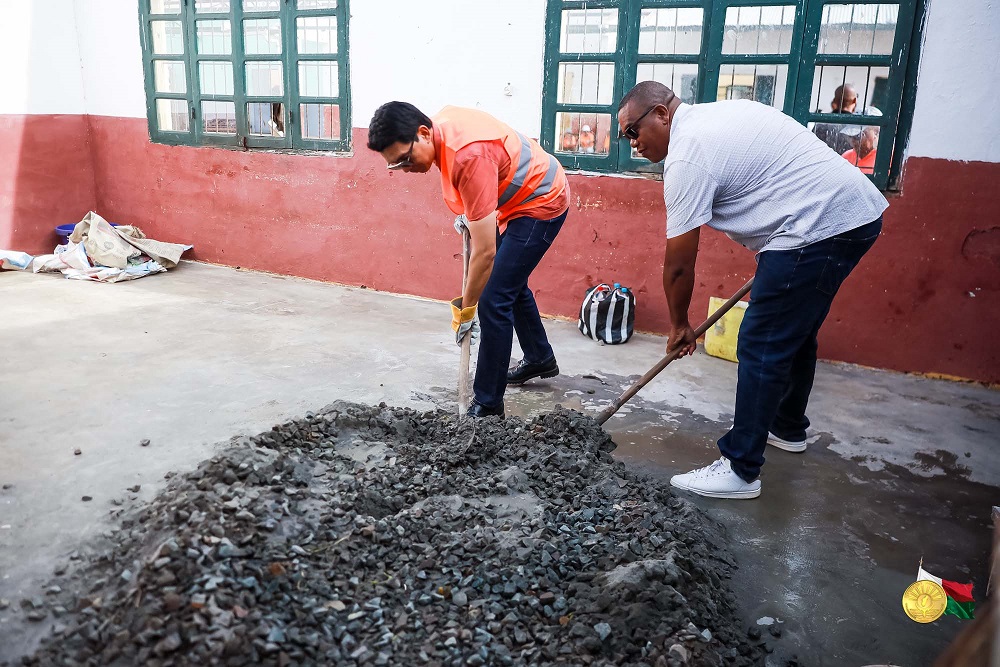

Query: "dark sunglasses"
(387, 138), (416, 170)
(619, 94), (676, 140)
(619, 105), (657, 141)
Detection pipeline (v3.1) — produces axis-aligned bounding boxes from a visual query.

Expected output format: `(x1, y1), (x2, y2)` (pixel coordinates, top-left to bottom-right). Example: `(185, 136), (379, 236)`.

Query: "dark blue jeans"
(721, 217), (883, 482)
(474, 211), (567, 409)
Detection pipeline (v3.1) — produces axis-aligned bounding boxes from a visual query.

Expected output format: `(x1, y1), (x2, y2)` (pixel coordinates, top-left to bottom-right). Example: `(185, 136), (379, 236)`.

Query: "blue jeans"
(720, 218), (883, 482)
(474, 211), (566, 409)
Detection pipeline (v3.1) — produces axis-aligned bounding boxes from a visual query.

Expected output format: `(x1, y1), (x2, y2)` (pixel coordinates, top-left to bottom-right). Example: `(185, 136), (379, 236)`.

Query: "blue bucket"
(55, 222), (119, 245)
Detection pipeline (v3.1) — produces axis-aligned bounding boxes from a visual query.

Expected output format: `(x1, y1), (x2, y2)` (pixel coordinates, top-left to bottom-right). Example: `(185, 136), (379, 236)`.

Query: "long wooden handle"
(596, 277), (754, 425)
(458, 225), (472, 418)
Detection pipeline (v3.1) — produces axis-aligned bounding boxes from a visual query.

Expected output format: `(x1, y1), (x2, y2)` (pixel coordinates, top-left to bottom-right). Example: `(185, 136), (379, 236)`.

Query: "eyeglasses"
(387, 138), (416, 170)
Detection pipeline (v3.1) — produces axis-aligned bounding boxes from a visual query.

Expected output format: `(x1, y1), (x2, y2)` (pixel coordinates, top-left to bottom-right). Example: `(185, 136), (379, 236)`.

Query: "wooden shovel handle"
(596, 277), (754, 425)
(458, 224), (472, 418)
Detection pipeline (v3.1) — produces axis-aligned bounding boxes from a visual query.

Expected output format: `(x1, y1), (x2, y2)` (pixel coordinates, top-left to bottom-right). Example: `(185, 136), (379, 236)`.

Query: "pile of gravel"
(11, 402), (764, 666)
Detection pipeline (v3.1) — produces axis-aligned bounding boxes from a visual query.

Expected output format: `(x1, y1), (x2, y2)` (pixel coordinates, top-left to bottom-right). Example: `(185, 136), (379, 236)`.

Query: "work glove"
(451, 297), (479, 346)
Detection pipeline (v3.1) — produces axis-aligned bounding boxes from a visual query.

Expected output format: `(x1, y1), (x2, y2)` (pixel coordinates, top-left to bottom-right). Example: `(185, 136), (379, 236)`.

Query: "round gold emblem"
(902, 580), (947, 623)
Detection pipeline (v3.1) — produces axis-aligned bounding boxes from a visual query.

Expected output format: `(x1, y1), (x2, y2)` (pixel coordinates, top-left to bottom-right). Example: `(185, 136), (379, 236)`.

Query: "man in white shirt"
(617, 80), (887, 500)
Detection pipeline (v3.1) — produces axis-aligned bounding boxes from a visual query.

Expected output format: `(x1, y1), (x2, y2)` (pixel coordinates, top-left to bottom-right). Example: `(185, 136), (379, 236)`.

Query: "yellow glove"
(450, 297), (479, 345)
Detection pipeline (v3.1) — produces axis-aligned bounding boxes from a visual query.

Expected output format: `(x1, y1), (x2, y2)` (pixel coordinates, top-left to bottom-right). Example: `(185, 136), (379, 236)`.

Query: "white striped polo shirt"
(663, 100), (888, 252)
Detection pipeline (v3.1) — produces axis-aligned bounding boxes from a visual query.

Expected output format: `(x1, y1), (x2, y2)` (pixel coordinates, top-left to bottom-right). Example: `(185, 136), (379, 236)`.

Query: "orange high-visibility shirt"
(433, 106), (569, 233)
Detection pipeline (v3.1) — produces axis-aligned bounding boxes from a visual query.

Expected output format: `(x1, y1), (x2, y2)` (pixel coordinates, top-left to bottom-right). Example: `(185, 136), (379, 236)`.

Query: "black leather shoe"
(468, 401), (505, 419)
(507, 357), (559, 385)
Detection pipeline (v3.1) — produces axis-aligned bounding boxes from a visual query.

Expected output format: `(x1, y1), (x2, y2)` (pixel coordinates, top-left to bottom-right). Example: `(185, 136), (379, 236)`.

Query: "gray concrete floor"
(1, 262), (997, 665)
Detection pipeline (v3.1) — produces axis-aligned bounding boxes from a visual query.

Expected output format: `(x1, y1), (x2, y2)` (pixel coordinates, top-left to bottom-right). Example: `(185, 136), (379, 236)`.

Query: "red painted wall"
(0, 115), (97, 253)
(7, 114), (1000, 383)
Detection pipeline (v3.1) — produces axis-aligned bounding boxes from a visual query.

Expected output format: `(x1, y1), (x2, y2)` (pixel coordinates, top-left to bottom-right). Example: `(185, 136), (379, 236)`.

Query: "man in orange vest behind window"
(367, 102), (570, 418)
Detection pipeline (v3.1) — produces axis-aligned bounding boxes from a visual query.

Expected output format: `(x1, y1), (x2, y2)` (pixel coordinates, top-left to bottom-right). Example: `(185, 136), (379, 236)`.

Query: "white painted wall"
(349, 0), (548, 137)
(67, 0), (550, 134)
(74, 0), (147, 118)
(907, 0), (1000, 162)
(0, 1), (87, 114)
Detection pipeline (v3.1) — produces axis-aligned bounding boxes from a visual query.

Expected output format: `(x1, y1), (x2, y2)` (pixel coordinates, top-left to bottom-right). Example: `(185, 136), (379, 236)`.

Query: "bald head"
(616, 81), (679, 164)
(832, 84), (857, 113)
(618, 80), (676, 114)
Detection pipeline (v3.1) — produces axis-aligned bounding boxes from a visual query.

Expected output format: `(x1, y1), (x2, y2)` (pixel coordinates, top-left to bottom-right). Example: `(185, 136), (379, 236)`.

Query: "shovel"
(457, 217), (472, 418)
(596, 278), (754, 425)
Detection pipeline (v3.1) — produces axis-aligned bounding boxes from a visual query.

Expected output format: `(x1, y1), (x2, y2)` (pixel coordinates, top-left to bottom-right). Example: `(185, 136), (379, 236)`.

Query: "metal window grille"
(139, 0), (351, 151)
(541, 0), (923, 189)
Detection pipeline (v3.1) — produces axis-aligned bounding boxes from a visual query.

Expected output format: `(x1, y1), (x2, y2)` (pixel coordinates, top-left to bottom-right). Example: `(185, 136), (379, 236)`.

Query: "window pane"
(297, 0), (337, 8)
(810, 65), (890, 113)
(154, 60), (186, 93)
(195, 0), (230, 12)
(243, 0), (280, 10)
(300, 103), (341, 140)
(560, 9), (618, 53)
(808, 120), (882, 173)
(636, 63), (699, 104)
(151, 21), (184, 55)
(150, 0), (181, 14)
(244, 18), (282, 54)
(194, 0), (229, 14)
(638, 8), (703, 55)
(819, 4), (898, 55)
(556, 63), (615, 105)
(199, 61), (234, 95)
(248, 102), (285, 137)
(197, 20), (232, 55)
(299, 61), (339, 97)
(717, 64), (788, 109)
(297, 16), (338, 54)
(156, 99), (189, 132)
(554, 112), (612, 155)
(245, 61), (284, 96)
(722, 5), (796, 55)
(632, 63), (698, 159)
(202, 100), (237, 134)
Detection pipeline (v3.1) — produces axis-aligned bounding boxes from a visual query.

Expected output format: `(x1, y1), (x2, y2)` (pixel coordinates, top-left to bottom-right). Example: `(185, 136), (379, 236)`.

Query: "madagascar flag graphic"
(917, 566), (975, 619)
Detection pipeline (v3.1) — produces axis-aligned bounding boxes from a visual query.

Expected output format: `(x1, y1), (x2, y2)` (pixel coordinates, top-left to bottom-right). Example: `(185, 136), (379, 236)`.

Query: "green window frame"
(139, 0), (351, 152)
(541, 0), (922, 190)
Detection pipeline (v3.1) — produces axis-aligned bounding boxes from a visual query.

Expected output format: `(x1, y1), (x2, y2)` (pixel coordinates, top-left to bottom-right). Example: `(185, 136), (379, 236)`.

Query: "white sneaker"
(670, 457), (761, 500)
(767, 432), (807, 453)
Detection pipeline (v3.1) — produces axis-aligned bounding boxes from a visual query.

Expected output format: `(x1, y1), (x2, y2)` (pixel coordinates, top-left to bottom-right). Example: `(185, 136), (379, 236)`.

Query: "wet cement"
(7, 403), (762, 666)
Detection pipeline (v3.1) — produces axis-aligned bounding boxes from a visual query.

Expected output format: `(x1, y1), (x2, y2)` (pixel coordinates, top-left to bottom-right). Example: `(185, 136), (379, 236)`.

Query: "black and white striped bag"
(578, 283), (635, 344)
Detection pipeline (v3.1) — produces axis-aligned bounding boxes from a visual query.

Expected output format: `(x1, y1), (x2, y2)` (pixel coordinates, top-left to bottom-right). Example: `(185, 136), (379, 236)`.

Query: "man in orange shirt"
(367, 102), (570, 418)
(840, 109), (881, 175)
(578, 124), (596, 153)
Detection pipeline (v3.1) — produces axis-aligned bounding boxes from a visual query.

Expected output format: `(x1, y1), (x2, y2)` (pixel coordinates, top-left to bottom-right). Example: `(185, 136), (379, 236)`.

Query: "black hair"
(366, 101), (433, 152)
(617, 80), (675, 113)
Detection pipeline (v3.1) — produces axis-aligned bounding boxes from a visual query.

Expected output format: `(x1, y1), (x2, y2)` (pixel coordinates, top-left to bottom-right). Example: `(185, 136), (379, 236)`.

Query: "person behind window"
(578, 125), (596, 153)
(813, 83), (858, 154)
(840, 107), (882, 175)
(271, 102), (285, 135)
(366, 102), (570, 419)
(560, 130), (578, 152)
